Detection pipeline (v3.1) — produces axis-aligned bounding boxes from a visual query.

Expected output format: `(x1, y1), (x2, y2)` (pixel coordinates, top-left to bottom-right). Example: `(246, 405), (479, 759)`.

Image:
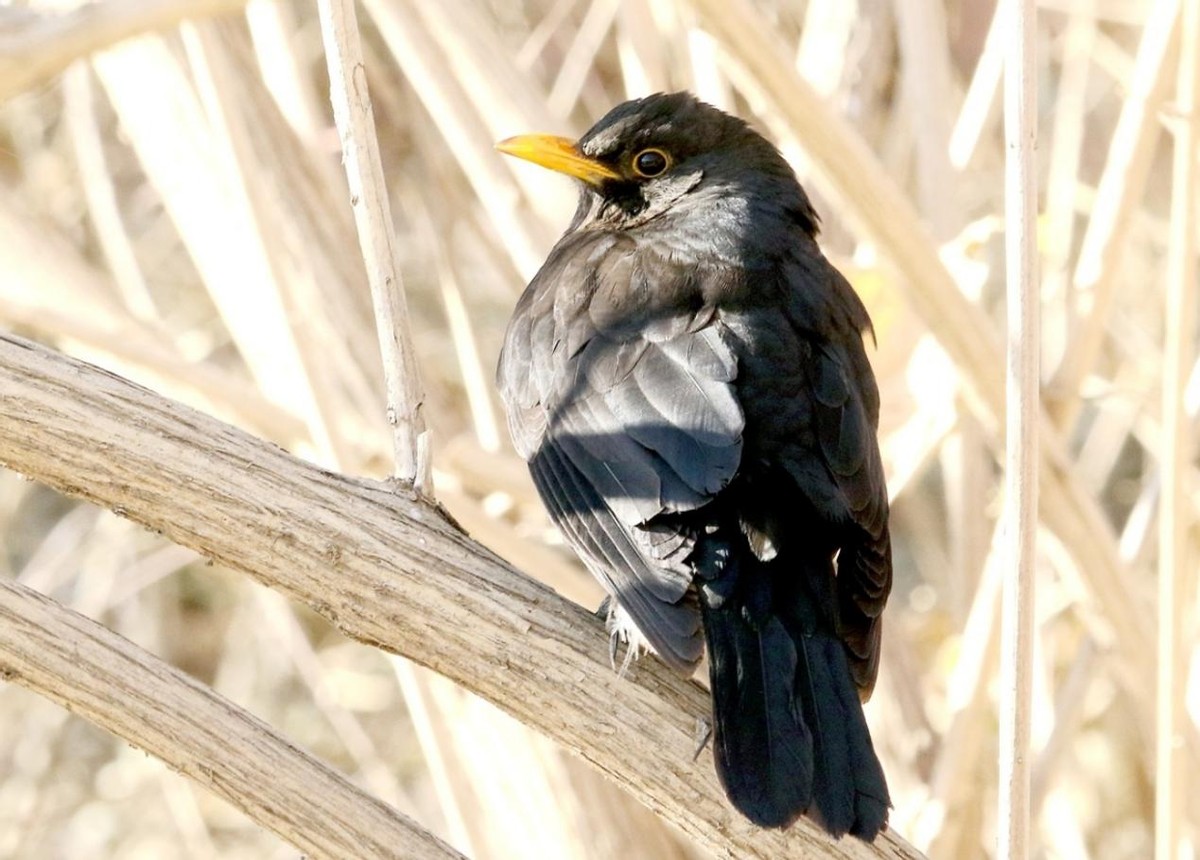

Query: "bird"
(495, 92), (891, 839)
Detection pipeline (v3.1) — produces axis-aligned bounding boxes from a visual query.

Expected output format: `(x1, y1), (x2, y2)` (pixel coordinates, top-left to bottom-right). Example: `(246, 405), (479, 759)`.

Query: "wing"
(498, 231), (744, 672)
(789, 258), (892, 699)
(808, 337), (891, 699)
(726, 249), (892, 697)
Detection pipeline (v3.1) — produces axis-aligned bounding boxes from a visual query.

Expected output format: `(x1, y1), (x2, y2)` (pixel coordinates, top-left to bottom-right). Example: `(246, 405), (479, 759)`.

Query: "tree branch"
(0, 576), (463, 860)
(0, 332), (925, 860)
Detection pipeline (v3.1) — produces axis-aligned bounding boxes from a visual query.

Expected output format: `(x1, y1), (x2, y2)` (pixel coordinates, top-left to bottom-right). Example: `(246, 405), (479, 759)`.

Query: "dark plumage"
(496, 92), (892, 839)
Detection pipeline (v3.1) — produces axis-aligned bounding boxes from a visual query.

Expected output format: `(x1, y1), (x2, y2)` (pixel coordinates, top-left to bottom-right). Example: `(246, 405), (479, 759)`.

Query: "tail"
(698, 551), (890, 838)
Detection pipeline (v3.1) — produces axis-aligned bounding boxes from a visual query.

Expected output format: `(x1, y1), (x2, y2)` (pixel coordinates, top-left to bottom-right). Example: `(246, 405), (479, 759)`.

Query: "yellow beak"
(495, 134), (620, 186)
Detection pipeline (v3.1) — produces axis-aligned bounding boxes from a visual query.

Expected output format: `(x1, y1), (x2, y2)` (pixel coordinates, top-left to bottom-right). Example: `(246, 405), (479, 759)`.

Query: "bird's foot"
(692, 717), (712, 761)
(696, 714), (710, 762)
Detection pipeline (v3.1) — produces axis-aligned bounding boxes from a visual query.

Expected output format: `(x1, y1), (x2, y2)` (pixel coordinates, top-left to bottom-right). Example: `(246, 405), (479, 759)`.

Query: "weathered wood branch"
(0, 576), (463, 860)
(0, 332), (925, 860)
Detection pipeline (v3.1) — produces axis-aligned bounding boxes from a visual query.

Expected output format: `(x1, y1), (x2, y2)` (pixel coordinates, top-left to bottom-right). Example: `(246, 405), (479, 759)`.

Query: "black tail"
(698, 549), (889, 838)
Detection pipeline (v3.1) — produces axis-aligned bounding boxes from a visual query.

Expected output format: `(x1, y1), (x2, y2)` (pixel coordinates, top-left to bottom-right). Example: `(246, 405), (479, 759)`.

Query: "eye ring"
(632, 148), (671, 177)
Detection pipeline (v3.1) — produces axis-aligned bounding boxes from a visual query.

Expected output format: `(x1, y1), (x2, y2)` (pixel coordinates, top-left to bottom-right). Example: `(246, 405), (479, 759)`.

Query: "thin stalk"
(1156, 0), (1199, 855)
(998, 0), (1039, 857)
(315, 0), (431, 492)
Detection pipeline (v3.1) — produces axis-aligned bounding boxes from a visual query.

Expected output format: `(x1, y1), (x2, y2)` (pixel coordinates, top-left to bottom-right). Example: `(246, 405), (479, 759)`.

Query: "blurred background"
(0, 0), (1197, 857)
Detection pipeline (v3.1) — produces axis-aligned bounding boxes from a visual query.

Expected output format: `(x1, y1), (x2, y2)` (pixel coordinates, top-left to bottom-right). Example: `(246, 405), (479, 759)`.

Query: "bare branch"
(315, 0), (431, 490)
(0, 332), (926, 860)
(0, 577), (463, 860)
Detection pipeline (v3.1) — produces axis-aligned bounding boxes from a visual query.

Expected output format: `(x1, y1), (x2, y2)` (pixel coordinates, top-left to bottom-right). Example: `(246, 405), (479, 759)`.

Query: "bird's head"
(497, 92), (818, 245)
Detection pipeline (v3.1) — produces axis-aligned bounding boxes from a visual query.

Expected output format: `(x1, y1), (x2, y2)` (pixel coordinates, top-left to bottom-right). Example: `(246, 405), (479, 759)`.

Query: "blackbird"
(496, 92), (891, 839)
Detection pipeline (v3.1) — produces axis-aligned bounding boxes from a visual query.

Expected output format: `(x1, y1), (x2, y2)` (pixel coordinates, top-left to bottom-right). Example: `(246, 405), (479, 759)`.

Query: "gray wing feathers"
(529, 442), (704, 671)
(498, 238), (743, 671)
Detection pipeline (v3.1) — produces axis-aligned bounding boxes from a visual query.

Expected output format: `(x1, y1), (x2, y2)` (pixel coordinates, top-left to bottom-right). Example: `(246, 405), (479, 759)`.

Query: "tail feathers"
(794, 631), (890, 839)
(702, 599), (813, 827)
(700, 587), (890, 838)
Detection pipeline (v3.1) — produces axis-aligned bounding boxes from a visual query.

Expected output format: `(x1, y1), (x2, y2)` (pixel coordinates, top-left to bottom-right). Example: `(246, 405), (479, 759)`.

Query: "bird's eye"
(632, 148), (670, 177)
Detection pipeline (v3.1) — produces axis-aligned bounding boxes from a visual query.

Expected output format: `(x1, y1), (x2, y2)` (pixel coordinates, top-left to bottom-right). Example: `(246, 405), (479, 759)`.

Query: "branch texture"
(0, 332), (925, 859)
(0, 576), (462, 860)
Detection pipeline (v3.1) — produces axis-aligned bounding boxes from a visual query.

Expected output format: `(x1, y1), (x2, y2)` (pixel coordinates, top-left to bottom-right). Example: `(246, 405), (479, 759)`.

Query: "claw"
(692, 717), (712, 761)
(616, 637), (636, 678)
